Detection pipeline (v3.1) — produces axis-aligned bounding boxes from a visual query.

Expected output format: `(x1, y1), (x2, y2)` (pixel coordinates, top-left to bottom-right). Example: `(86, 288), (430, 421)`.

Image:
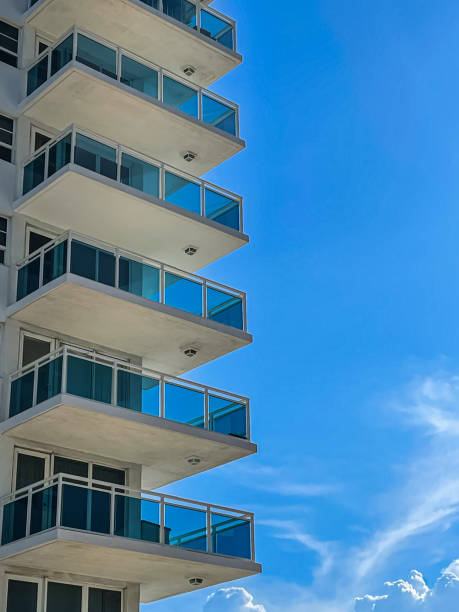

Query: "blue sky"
(143, 1), (459, 609)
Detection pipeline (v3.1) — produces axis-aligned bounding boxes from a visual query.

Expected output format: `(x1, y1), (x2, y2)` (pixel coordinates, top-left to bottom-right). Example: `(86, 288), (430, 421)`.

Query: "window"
(19, 331), (56, 367)
(47, 583), (82, 612)
(13, 449), (50, 490)
(30, 126), (53, 153)
(0, 20), (19, 68)
(6, 578), (40, 612)
(0, 216), (7, 264)
(36, 35), (52, 57)
(25, 226), (55, 254)
(0, 114), (14, 162)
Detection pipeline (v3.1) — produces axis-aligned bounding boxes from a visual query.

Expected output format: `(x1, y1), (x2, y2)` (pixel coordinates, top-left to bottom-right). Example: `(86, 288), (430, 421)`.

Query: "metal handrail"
(0, 473), (255, 561)
(24, 26), (239, 137)
(14, 230), (247, 330)
(18, 124), (244, 232)
(7, 344), (250, 439)
(25, 0), (237, 54)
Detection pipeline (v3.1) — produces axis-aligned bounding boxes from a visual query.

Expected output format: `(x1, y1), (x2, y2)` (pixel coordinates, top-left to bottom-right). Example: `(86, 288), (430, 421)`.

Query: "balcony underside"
(21, 67), (244, 175)
(14, 167), (248, 272)
(26, 0), (240, 88)
(0, 528), (261, 603)
(0, 394), (256, 489)
(8, 275), (252, 375)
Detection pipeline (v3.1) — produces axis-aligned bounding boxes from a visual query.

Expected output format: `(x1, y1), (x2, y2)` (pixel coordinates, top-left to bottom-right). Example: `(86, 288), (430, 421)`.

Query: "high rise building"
(0, 1), (260, 610)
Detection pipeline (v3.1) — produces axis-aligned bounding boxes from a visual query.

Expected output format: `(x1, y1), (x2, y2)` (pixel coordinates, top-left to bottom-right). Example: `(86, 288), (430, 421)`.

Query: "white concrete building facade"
(0, 1), (260, 610)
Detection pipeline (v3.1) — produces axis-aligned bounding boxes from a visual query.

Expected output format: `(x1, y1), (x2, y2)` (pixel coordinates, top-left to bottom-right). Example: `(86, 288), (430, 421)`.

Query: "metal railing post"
(112, 363), (117, 406)
(204, 390), (209, 430)
(160, 496), (165, 544)
(32, 361), (39, 407)
(61, 347), (68, 394)
(202, 280), (207, 319)
(160, 376), (165, 418)
(206, 504), (212, 553)
(110, 488), (115, 535)
(25, 489), (32, 536)
(56, 475), (63, 527)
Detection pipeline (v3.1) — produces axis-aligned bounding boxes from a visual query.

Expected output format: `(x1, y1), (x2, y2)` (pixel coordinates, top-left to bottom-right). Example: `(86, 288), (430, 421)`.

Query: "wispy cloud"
(204, 587), (266, 611)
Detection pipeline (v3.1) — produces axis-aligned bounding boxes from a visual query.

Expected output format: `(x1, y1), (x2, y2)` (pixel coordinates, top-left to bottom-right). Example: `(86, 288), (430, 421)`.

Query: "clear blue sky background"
(143, 1), (459, 609)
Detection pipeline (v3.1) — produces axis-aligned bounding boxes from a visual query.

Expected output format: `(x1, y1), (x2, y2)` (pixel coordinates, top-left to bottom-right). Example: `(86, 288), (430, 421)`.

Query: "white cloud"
(354, 564), (459, 610)
(204, 588), (266, 612)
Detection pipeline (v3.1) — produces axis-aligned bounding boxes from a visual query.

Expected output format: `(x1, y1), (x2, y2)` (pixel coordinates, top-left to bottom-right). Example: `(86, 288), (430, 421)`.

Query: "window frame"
(0, 215), (8, 265)
(5, 575), (43, 612)
(12, 447), (51, 492)
(0, 113), (14, 164)
(35, 33), (53, 57)
(0, 19), (19, 68)
(30, 125), (54, 154)
(18, 330), (57, 369)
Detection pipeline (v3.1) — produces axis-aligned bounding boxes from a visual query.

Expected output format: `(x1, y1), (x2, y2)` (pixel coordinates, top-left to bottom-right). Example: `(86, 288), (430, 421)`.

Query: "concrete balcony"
(14, 126), (247, 271)
(25, 0), (240, 88)
(0, 474), (261, 602)
(8, 232), (251, 375)
(22, 29), (244, 174)
(2, 345), (255, 488)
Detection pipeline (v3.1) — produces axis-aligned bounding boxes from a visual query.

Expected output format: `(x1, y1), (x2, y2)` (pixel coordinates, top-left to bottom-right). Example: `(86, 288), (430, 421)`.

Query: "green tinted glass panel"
(120, 154), (159, 197)
(74, 134), (117, 180)
(67, 356), (112, 404)
(76, 34), (116, 79)
(70, 240), (115, 286)
(36, 356), (62, 405)
(117, 370), (160, 416)
(61, 484), (110, 534)
(118, 258), (160, 301)
(30, 485), (57, 535)
(43, 241), (67, 286)
(163, 0), (196, 27)
(114, 495), (161, 543)
(121, 56), (158, 98)
(9, 371), (34, 417)
(50, 34), (73, 76)
(1, 497), (27, 544)
(48, 134), (71, 177)
(17, 258), (40, 300)
(163, 75), (198, 117)
(202, 94), (236, 135)
(27, 55), (48, 95)
(23, 153), (45, 194)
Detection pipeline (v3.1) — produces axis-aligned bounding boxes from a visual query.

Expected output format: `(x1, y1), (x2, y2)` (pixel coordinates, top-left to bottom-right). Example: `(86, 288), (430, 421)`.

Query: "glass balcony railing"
(26, 28), (239, 136)
(8, 345), (250, 440)
(1, 474), (255, 561)
(15, 231), (247, 331)
(20, 126), (243, 233)
(26, 0), (236, 52)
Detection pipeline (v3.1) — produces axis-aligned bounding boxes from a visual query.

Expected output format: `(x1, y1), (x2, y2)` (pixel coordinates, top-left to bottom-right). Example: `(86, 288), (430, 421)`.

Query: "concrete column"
(125, 584), (141, 612)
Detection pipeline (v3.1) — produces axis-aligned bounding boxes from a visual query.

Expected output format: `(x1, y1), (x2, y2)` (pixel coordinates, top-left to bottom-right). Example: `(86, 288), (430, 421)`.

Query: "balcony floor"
(26, 0), (241, 87)
(7, 274), (252, 376)
(0, 394), (256, 489)
(21, 66), (244, 175)
(0, 529), (261, 603)
(14, 166), (247, 272)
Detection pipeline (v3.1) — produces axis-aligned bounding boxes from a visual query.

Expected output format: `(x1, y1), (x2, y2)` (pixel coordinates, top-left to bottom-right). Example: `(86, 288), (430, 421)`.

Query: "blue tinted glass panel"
(209, 395), (247, 438)
(43, 241), (67, 286)
(117, 370), (160, 416)
(114, 496), (160, 543)
(121, 56), (158, 98)
(10, 371), (34, 417)
(119, 258), (160, 301)
(50, 34), (73, 76)
(164, 172), (200, 214)
(164, 382), (204, 427)
(120, 154), (159, 197)
(207, 287), (243, 329)
(27, 55), (48, 95)
(205, 188), (240, 230)
(211, 514), (251, 558)
(139, 0), (159, 7)
(70, 240), (115, 286)
(1, 497), (27, 544)
(30, 485), (57, 535)
(36, 356), (62, 404)
(163, 76), (198, 117)
(74, 134), (117, 180)
(76, 34), (117, 79)
(165, 272), (202, 315)
(67, 356), (112, 404)
(202, 95), (236, 135)
(163, 0), (196, 27)
(17, 258), (40, 300)
(61, 484), (110, 534)
(201, 10), (234, 50)
(48, 134), (71, 177)
(165, 504), (207, 551)
(23, 153), (45, 195)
